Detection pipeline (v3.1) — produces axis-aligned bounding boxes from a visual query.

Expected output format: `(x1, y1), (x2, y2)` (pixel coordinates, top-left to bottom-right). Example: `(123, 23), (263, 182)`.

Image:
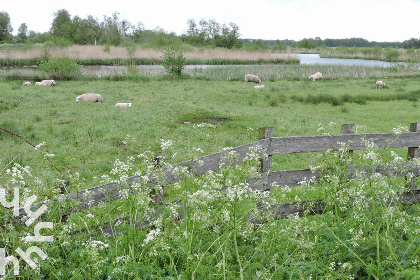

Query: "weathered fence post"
(407, 122), (420, 189)
(259, 127), (274, 173)
(341, 124), (355, 158)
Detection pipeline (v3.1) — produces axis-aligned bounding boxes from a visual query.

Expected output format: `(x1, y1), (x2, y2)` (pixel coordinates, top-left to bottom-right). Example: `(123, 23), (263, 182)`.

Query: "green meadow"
(1, 75), (420, 187)
(2, 67), (420, 279)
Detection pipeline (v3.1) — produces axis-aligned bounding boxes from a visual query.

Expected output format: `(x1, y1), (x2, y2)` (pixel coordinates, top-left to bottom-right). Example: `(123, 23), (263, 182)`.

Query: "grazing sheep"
(35, 82), (46, 86)
(254, 85), (265, 89)
(23, 81), (32, 86)
(41, 80), (56, 86)
(115, 103), (133, 109)
(308, 72), (323, 81)
(245, 74), (262, 84)
(376, 81), (385, 89)
(76, 93), (103, 103)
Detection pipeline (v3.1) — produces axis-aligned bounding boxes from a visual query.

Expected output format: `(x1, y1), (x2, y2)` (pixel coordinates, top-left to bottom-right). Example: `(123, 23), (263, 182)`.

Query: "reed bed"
(321, 48), (420, 63)
(200, 64), (420, 81)
(0, 44), (297, 61)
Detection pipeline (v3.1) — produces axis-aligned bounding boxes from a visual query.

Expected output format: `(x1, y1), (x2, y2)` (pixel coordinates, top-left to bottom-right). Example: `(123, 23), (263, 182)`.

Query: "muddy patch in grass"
(178, 110), (229, 124)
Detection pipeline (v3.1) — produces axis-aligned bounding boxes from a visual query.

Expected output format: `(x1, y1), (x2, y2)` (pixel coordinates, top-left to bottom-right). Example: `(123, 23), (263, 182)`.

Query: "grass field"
(2, 68), (420, 278)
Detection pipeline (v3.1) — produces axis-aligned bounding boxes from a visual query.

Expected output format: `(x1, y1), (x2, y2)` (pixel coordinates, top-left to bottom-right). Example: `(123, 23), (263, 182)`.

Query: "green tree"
(51, 9), (73, 39)
(214, 22), (241, 49)
(298, 38), (317, 49)
(100, 12), (122, 46)
(0, 11), (13, 41)
(72, 15), (101, 45)
(17, 23), (28, 43)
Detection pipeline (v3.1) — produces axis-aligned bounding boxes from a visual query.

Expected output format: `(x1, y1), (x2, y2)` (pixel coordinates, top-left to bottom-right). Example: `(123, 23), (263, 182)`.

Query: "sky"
(2, 0), (420, 42)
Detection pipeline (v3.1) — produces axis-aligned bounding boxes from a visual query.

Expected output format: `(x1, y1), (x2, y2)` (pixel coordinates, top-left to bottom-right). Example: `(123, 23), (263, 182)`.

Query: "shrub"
(160, 47), (186, 77)
(39, 57), (81, 80)
(385, 48), (400, 62)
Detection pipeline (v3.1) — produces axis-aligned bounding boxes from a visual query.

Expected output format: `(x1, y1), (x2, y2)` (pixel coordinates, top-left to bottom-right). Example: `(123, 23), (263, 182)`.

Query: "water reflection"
(297, 53), (400, 67)
(2, 54), (408, 77)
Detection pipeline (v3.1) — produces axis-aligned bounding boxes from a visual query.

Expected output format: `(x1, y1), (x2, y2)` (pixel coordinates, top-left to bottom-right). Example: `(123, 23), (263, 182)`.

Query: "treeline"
(0, 10), (242, 49)
(0, 9), (418, 49)
(243, 37), (403, 49)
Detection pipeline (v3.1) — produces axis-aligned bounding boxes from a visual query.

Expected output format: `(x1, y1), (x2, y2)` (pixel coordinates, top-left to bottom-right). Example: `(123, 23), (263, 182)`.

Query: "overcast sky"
(2, 0), (419, 42)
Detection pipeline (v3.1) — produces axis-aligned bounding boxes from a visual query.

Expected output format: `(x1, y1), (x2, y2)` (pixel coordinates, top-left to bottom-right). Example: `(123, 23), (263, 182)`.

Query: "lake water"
(2, 54), (404, 77)
(296, 53), (399, 67)
(79, 54), (402, 76)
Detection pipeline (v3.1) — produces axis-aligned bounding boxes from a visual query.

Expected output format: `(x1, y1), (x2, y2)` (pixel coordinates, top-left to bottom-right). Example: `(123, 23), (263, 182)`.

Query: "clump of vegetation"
(161, 47), (186, 77)
(2, 124), (420, 278)
(39, 57), (81, 80)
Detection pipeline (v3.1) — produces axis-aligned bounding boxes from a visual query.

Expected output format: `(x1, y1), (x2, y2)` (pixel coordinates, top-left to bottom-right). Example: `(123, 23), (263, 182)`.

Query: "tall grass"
(201, 64), (420, 81)
(0, 45), (299, 66)
(321, 47), (420, 63)
(2, 126), (420, 278)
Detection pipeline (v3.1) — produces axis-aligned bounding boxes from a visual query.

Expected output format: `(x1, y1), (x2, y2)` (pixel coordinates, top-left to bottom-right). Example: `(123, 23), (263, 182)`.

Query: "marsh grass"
(0, 45), (299, 67)
(321, 47), (420, 63)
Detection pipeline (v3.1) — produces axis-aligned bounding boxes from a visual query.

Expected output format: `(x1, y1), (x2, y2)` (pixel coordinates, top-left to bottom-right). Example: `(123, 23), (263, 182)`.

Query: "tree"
(17, 23), (28, 43)
(72, 15), (101, 45)
(298, 38), (317, 49)
(51, 9), (72, 39)
(403, 38), (420, 49)
(0, 11), (13, 41)
(100, 12), (122, 46)
(215, 22), (242, 49)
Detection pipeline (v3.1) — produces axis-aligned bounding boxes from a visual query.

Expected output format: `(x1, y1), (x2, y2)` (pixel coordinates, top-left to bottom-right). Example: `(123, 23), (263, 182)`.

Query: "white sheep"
(254, 85), (265, 89)
(115, 103), (133, 109)
(23, 81), (32, 86)
(245, 74), (262, 84)
(308, 72), (323, 81)
(35, 82), (46, 86)
(41, 80), (56, 86)
(76, 93), (103, 103)
(376, 81), (386, 89)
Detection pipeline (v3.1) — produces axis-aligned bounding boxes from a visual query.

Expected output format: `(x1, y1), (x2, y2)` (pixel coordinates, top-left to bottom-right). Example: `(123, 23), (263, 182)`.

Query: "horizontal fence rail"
(16, 123), (420, 233)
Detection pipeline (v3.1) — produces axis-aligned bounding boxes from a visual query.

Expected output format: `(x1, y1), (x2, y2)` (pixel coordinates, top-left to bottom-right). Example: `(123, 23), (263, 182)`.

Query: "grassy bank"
(2, 76), (420, 278)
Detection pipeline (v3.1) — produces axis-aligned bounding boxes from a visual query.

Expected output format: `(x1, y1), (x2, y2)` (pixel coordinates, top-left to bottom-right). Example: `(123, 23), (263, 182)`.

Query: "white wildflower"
(160, 139), (173, 151)
(142, 228), (161, 246)
(34, 142), (45, 150)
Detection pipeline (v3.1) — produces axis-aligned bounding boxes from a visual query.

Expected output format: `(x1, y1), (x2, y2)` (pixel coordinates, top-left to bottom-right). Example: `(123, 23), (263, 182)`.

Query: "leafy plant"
(160, 47), (186, 77)
(39, 57), (81, 80)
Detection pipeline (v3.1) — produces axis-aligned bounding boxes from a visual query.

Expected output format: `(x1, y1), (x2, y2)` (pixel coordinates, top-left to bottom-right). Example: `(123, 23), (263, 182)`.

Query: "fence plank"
(247, 162), (420, 191)
(249, 189), (420, 225)
(270, 132), (420, 155)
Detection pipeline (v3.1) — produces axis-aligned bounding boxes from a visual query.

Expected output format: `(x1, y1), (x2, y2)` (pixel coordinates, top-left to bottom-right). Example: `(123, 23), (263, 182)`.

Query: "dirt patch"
(205, 117), (227, 123)
(178, 110), (229, 124)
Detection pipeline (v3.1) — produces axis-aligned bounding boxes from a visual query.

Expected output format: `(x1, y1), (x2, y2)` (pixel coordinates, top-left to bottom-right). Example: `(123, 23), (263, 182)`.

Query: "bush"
(385, 48), (400, 62)
(39, 57), (81, 80)
(160, 47), (186, 77)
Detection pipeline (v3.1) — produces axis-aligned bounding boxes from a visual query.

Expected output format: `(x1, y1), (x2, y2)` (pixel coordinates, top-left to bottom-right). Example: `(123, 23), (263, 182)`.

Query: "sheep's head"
(75, 96), (81, 102)
(51, 80), (56, 86)
(128, 103), (133, 107)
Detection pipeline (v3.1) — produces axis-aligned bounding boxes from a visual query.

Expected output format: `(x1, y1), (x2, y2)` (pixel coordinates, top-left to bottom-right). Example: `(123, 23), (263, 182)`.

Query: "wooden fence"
(21, 122), (420, 233)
